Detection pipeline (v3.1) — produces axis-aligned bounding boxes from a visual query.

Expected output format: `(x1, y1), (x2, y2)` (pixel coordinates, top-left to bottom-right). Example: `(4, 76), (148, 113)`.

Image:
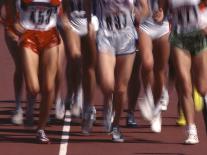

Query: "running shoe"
(111, 126), (124, 142)
(82, 106), (96, 135)
(36, 129), (50, 144)
(71, 86), (83, 117)
(176, 110), (186, 126)
(185, 124), (199, 144)
(126, 113), (138, 128)
(55, 98), (65, 120)
(138, 86), (154, 121)
(151, 107), (162, 133)
(104, 102), (114, 132)
(160, 87), (169, 111)
(193, 88), (203, 112)
(12, 108), (23, 125)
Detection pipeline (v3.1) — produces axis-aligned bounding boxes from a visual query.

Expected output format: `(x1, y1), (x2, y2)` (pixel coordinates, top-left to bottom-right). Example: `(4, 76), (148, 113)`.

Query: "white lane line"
(58, 110), (71, 155)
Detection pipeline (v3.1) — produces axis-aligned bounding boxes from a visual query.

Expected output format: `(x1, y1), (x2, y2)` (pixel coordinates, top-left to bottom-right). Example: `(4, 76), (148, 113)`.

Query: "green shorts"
(170, 30), (207, 56)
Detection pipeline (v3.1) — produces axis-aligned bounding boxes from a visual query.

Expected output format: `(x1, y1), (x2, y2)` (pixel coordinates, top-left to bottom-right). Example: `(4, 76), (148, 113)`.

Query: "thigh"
(172, 47), (192, 91)
(41, 45), (59, 90)
(98, 52), (116, 92)
(64, 27), (81, 58)
(5, 33), (21, 66)
(82, 28), (97, 67)
(115, 53), (136, 91)
(153, 33), (170, 70)
(138, 28), (153, 68)
(22, 47), (39, 92)
(192, 50), (207, 95)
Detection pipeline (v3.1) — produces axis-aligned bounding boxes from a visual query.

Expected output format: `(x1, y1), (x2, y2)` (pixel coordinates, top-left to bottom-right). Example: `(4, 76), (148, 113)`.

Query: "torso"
(169, 0), (201, 33)
(17, 0), (61, 31)
(95, 0), (134, 31)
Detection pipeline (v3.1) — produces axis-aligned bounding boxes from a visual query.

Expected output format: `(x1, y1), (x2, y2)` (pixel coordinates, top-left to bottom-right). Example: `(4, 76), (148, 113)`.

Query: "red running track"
(0, 27), (207, 155)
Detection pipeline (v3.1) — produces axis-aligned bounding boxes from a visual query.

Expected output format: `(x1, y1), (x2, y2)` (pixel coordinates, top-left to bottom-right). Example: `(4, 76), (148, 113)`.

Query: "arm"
(134, 0), (149, 27)
(158, 0), (168, 17)
(59, 0), (71, 30)
(85, 0), (92, 31)
(153, 0), (169, 24)
(0, 0), (5, 25)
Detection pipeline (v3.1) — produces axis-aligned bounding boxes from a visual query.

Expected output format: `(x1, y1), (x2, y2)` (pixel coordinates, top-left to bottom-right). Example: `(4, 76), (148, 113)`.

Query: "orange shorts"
(20, 28), (60, 54)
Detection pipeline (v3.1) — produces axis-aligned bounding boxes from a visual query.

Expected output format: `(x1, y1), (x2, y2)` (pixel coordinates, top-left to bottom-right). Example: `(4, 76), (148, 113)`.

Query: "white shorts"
(70, 15), (99, 36)
(97, 26), (136, 55)
(140, 20), (170, 39)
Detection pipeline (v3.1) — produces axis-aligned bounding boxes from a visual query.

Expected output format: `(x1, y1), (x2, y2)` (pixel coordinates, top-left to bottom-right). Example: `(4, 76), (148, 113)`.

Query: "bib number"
(30, 7), (57, 25)
(105, 13), (127, 30)
(174, 5), (198, 27)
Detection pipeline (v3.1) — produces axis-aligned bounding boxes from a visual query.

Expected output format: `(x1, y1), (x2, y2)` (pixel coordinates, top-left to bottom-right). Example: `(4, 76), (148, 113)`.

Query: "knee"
(70, 51), (81, 60)
(27, 84), (40, 96)
(142, 58), (153, 73)
(115, 84), (128, 96)
(101, 83), (114, 96)
(44, 82), (55, 94)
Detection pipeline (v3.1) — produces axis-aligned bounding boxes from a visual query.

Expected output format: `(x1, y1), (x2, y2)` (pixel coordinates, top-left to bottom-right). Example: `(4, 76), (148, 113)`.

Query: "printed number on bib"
(105, 13), (127, 30)
(174, 5), (198, 27)
(30, 7), (57, 25)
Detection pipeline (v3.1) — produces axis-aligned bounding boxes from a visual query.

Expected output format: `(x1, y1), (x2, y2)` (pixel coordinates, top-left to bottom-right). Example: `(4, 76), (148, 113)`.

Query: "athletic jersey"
(95, 0), (134, 31)
(17, 0), (61, 31)
(169, 0), (202, 33)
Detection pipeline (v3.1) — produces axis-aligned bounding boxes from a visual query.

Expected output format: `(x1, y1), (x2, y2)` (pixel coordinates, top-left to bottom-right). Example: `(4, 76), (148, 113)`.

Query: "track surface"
(0, 27), (207, 155)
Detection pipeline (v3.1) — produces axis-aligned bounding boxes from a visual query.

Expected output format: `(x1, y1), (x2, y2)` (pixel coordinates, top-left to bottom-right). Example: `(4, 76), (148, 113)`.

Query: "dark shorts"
(170, 30), (207, 56)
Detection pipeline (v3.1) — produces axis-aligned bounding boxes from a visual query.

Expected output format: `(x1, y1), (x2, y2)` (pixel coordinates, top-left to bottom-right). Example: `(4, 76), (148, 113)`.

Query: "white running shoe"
(111, 126), (124, 143)
(151, 112), (162, 133)
(55, 98), (65, 120)
(138, 86), (154, 121)
(185, 124), (199, 144)
(71, 86), (83, 117)
(82, 106), (96, 135)
(160, 87), (169, 111)
(12, 108), (23, 125)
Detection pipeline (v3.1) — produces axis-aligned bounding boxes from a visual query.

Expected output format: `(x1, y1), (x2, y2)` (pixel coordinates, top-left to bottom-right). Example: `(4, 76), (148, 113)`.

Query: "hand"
(6, 28), (20, 42)
(153, 8), (164, 24)
(14, 22), (26, 35)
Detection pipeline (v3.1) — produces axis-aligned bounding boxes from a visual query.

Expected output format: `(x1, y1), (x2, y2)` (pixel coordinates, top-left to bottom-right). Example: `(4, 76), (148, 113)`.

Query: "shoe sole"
(112, 139), (124, 143)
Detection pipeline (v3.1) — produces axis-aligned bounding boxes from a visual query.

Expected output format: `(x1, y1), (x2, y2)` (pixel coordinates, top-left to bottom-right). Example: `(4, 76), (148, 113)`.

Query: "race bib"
(105, 13), (127, 30)
(173, 5), (199, 32)
(29, 6), (57, 26)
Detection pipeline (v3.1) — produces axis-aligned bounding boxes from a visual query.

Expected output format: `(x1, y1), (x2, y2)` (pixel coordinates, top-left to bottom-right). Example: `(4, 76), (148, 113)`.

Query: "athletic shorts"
(140, 21), (169, 40)
(97, 26), (136, 56)
(70, 15), (99, 36)
(170, 30), (207, 56)
(20, 27), (60, 54)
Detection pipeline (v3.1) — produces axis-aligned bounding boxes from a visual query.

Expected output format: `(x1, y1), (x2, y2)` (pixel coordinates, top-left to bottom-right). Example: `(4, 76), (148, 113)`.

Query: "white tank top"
(17, 0), (61, 31)
(169, 0), (202, 33)
(95, 0), (134, 31)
